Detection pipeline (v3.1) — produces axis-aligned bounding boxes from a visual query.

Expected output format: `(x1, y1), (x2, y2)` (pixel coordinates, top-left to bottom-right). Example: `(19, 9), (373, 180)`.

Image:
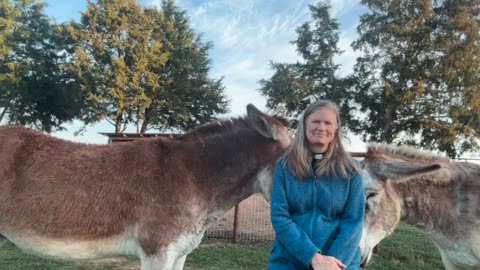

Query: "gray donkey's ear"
(375, 160), (443, 182)
(246, 104), (286, 141)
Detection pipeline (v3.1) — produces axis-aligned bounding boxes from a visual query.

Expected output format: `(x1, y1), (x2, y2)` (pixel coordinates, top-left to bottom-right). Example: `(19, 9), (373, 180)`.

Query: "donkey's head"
(246, 104), (292, 201)
(359, 144), (444, 268)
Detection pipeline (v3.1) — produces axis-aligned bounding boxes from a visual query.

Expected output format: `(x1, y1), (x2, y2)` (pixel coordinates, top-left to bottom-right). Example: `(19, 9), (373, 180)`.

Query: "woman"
(268, 100), (365, 270)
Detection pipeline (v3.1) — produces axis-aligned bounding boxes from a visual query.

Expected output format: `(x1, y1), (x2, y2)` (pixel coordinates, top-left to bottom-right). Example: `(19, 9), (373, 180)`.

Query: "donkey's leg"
(139, 249), (178, 270)
(170, 230), (205, 270)
(172, 255), (187, 270)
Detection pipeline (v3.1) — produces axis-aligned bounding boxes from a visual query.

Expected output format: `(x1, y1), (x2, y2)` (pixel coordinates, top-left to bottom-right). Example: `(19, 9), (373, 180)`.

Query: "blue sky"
(44, 0), (367, 150)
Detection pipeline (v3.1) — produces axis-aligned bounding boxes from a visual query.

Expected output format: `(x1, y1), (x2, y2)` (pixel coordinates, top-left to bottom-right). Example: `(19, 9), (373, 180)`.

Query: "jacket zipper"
(310, 176), (317, 240)
(329, 176), (333, 220)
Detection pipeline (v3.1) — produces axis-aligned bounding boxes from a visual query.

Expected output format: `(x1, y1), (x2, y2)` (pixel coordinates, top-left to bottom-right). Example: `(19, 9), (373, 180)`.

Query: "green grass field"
(0, 223), (444, 270)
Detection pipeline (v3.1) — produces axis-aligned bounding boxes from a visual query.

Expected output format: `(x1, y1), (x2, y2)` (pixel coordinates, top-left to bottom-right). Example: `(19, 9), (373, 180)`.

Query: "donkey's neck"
(184, 132), (272, 221)
(394, 180), (457, 235)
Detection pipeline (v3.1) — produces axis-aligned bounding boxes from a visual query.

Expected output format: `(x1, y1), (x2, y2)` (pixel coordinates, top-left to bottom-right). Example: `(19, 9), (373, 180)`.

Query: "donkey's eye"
(366, 192), (378, 201)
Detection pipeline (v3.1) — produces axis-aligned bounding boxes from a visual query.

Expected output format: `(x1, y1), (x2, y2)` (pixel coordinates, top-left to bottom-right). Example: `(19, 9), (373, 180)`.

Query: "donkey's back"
(0, 125), (161, 259)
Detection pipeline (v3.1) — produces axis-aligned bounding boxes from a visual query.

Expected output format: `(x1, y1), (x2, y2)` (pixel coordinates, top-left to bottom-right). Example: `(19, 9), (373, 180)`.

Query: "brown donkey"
(360, 144), (480, 270)
(0, 104), (292, 270)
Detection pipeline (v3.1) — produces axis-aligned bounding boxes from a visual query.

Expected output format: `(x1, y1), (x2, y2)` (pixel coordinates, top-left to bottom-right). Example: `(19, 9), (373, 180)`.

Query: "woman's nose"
(318, 122), (328, 129)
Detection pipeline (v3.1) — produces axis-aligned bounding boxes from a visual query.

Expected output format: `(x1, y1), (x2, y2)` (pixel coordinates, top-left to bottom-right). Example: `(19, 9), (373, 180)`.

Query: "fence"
(205, 194), (274, 243)
(204, 152), (367, 243)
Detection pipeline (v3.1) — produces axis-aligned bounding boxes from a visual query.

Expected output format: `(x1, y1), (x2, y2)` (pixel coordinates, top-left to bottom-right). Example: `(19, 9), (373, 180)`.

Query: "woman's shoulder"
(351, 158), (361, 166)
(338, 157), (362, 180)
(275, 156), (288, 168)
(275, 157), (298, 178)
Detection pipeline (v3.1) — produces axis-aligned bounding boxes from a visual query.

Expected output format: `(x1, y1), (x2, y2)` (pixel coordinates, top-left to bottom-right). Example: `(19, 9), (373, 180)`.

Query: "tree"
(431, 0), (480, 156)
(0, 0), (82, 132)
(68, 0), (228, 133)
(138, 1), (227, 133)
(259, 2), (354, 127)
(0, 0), (16, 122)
(351, 0), (480, 157)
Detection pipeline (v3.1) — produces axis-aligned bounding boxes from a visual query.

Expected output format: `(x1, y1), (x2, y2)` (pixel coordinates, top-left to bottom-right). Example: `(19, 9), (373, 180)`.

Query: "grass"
(365, 223), (444, 270)
(186, 223), (444, 270)
(185, 243), (270, 270)
(0, 223), (444, 270)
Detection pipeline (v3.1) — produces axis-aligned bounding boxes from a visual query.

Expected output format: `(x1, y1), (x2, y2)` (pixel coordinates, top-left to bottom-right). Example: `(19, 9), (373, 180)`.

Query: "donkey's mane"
(366, 143), (450, 163)
(177, 115), (289, 140)
(180, 117), (251, 139)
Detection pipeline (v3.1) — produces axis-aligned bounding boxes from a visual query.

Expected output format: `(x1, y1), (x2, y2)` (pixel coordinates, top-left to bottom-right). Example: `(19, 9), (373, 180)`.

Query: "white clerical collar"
(313, 153), (324, 160)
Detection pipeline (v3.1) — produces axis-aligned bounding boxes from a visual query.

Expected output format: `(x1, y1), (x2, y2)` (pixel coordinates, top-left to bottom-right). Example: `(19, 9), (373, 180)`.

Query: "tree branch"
(105, 117), (115, 126)
(0, 106), (8, 123)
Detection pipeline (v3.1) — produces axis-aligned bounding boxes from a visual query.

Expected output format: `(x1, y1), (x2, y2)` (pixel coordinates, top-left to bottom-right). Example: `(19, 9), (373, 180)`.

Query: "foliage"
(258, 2), (355, 128)
(351, 0), (480, 157)
(139, 1), (228, 133)
(259, 0), (480, 157)
(0, 0), (82, 132)
(67, 0), (228, 133)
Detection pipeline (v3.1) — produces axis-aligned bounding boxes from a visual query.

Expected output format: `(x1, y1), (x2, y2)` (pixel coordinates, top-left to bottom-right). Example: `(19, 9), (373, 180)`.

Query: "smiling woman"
(305, 107), (338, 153)
(268, 100), (365, 270)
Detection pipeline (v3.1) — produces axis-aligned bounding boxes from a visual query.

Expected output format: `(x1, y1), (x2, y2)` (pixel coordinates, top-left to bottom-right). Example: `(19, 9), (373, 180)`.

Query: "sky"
(44, 0), (368, 151)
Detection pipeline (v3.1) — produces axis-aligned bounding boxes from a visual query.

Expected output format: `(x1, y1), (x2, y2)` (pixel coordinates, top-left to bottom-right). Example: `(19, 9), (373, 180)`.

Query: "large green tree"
(68, 0), (227, 133)
(351, 0), (480, 157)
(138, 1), (227, 133)
(0, 0), (82, 132)
(258, 2), (354, 127)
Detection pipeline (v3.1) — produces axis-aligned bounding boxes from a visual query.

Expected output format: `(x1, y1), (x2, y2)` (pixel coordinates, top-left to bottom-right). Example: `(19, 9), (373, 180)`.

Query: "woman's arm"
(325, 173), (365, 265)
(270, 161), (321, 268)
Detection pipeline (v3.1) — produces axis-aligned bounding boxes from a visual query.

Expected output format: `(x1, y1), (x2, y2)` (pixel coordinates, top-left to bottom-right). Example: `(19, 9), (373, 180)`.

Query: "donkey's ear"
(376, 160), (443, 182)
(246, 104), (289, 143)
(247, 104), (277, 139)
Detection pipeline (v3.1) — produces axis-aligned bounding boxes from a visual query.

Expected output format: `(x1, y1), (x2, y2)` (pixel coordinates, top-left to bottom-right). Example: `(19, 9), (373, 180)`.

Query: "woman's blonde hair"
(284, 100), (360, 178)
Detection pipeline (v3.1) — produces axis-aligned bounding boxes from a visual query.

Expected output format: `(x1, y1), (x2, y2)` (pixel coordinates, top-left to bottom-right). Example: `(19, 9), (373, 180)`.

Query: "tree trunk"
(115, 111), (123, 133)
(136, 107), (141, 134)
(381, 108), (395, 143)
(140, 106), (153, 134)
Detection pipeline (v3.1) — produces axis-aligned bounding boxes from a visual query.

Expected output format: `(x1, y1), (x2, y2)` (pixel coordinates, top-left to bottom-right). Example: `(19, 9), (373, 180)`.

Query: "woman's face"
(305, 108), (337, 153)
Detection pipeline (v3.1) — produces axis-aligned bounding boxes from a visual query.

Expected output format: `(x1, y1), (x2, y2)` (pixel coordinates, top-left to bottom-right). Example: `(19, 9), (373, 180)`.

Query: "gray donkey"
(360, 144), (479, 270)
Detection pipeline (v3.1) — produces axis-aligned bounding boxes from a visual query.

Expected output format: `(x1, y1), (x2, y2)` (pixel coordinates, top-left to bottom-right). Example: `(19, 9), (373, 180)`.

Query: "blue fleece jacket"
(268, 158), (365, 270)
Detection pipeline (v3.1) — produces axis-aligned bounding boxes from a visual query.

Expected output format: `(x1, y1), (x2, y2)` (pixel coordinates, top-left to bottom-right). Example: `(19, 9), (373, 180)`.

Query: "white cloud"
(176, 0), (311, 50)
(329, 0), (362, 17)
(223, 83), (268, 117)
(269, 43), (300, 64)
(336, 24), (362, 76)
